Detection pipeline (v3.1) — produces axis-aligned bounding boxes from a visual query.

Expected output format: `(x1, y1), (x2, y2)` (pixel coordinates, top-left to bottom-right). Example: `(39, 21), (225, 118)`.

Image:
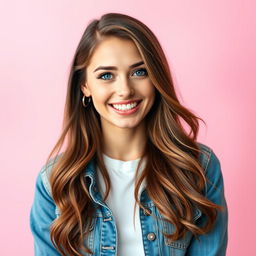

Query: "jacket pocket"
(83, 217), (98, 256)
(162, 208), (202, 254)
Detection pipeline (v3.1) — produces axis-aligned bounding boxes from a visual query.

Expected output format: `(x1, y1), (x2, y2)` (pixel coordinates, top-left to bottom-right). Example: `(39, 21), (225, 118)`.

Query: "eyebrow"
(93, 61), (144, 73)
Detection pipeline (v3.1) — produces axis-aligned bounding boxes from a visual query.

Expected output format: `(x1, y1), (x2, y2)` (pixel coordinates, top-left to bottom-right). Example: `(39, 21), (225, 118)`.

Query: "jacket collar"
(82, 158), (201, 219)
(84, 157), (154, 208)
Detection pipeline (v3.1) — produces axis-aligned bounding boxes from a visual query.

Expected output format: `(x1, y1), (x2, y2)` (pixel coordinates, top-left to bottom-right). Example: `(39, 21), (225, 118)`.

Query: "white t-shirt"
(96, 153), (147, 256)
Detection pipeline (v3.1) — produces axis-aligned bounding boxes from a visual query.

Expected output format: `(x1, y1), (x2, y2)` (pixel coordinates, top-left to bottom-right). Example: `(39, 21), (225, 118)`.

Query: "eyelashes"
(96, 68), (148, 81)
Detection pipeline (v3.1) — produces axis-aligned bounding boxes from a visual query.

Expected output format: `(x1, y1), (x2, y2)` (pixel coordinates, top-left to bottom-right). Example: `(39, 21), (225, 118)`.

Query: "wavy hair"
(45, 12), (222, 256)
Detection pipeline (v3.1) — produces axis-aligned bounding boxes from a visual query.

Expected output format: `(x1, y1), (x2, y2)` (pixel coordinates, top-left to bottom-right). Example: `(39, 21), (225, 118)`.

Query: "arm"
(186, 148), (228, 256)
(29, 168), (61, 256)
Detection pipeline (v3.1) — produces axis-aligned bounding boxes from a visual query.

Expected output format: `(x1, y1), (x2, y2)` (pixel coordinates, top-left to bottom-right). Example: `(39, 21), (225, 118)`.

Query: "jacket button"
(147, 232), (156, 241)
(144, 208), (152, 216)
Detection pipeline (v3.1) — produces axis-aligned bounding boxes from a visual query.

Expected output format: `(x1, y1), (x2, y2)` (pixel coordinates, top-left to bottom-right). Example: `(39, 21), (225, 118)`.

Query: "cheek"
(147, 87), (156, 110)
(90, 85), (110, 102)
(145, 85), (156, 101)
(138, 80), (155, 94)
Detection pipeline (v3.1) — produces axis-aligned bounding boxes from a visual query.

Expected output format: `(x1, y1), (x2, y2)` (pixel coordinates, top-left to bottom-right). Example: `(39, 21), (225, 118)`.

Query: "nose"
(116, 76), (135, 97)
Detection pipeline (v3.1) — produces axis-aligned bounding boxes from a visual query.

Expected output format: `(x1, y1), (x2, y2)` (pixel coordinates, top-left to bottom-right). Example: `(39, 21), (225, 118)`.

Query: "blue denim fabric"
(30, 142), (228, 255)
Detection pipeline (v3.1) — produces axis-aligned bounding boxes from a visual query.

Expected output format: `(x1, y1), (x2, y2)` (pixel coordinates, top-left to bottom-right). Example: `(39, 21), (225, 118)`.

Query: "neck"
(101, 122), (147, 161)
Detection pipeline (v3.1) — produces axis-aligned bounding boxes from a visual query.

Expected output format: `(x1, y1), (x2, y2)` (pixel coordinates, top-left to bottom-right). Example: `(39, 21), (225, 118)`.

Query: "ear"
(81, 83), (91, 97)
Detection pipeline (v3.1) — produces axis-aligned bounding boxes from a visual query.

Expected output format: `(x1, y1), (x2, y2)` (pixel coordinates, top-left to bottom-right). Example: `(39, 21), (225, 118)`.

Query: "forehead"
(87, 36), (142, 68)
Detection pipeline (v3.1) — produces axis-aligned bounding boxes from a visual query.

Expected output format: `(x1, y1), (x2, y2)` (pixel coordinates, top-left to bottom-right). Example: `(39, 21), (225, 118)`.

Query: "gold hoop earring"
(82, 95), (91, 107)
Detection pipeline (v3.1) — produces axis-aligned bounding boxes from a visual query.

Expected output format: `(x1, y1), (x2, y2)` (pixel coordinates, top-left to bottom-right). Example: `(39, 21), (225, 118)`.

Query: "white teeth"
(112, 102), (138, 110)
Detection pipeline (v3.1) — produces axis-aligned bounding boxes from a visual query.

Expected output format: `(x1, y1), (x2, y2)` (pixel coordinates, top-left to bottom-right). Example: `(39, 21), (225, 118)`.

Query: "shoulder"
(186, 143), (228, 254)
(30, 156), (63, 235)
(196, 142), (220, 172)
(196, 142), (225, 198)
(38, 153), (63, 197)
(196, 142), (212, 169)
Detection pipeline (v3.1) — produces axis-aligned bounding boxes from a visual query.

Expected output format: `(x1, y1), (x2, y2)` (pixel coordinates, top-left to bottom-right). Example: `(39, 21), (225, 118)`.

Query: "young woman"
(30, 12), (228, 256)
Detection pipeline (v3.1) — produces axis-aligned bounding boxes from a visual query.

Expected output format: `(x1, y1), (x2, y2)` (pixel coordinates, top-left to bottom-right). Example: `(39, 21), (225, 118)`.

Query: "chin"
(115, 121), (141, 129)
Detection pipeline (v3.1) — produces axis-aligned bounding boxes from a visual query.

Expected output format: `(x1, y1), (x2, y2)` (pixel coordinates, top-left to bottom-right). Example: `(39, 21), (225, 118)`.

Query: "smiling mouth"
(109, 100), (142, 111)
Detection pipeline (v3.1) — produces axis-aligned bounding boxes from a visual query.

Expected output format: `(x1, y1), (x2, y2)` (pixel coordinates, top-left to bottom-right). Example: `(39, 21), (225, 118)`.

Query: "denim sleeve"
(186, 148), (228, 256)
(29, 168), (61, 256)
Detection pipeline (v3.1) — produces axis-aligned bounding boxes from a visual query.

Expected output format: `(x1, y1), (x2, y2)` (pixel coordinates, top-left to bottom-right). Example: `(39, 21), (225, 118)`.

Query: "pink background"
(1, 0), (255, 255)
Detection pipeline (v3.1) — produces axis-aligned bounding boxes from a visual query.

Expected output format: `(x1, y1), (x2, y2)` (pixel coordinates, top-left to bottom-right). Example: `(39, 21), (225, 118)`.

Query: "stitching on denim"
(204, 148), (212, 172)
(40, 166), (52, 197)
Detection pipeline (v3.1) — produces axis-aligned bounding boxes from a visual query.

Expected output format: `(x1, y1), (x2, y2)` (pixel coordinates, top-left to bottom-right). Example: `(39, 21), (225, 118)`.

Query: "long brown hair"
(45, 12), (221, 256)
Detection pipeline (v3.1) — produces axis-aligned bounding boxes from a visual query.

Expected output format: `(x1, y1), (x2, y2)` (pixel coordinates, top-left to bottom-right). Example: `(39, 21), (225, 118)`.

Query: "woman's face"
(81, 36), (155, 131)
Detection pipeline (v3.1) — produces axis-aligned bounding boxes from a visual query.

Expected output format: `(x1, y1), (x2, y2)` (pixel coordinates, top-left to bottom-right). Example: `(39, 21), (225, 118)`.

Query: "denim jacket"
(30, 143), (228, 255)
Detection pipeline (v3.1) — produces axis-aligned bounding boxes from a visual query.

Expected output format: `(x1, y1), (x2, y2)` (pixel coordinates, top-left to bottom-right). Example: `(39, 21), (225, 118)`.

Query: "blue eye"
(134, 68), (148, 76)
(98, 72), (113, 80)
